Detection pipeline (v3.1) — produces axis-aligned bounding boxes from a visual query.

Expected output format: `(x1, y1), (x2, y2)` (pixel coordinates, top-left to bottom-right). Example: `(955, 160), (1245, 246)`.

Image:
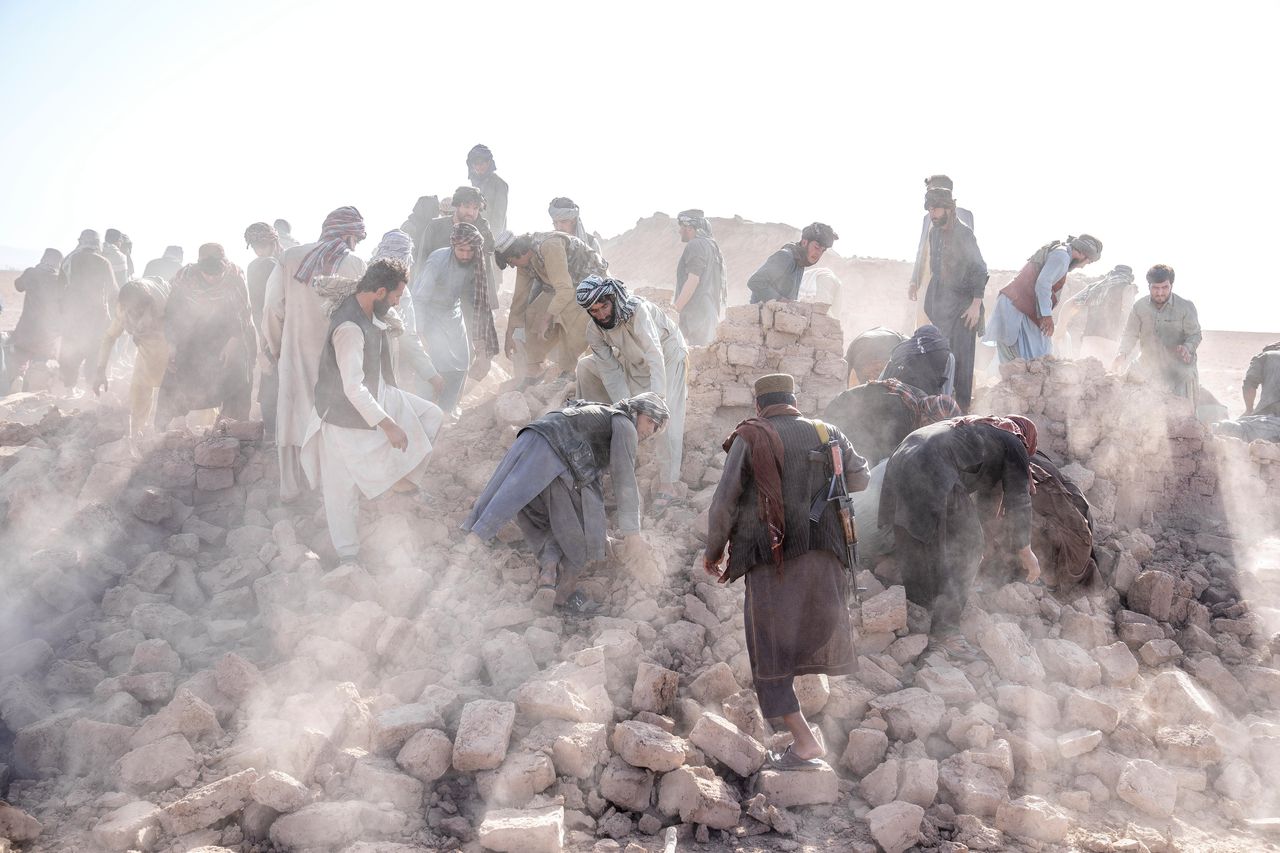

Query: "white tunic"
(300, 319), (443, 499)
(263, 243), (367, 451)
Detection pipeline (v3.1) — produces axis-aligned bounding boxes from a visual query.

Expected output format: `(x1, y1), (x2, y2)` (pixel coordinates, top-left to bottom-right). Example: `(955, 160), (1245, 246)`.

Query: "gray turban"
(1070, 234), (1103, 261)
(615, 392), (670, 432)
(548, 199), (580, 221)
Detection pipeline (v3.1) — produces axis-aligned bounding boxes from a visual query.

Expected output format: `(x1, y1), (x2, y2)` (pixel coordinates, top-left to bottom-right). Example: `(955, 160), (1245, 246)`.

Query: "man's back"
(747, 245), (802, 304)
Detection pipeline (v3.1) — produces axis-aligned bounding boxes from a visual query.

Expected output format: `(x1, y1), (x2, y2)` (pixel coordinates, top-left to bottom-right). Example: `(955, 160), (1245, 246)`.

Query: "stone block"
(1093, 642), (1140, 686)
(452, 700), (516, 772)
(1034, 638), (1101, 689)
(1127, 570), (1176, 622)
(794, 673), (830, 716)
(347, 757), (424, 813)
(269, 801), (405, 850)
(657, 765), (741, 830)
(867, 801), (924, 853)
(757, 765), (839, 807)
(995, 685), (1060, 728)
(396, 728), (453, 783)
(194, 437), (240, 467)
(995, 795), (1069, 843)
(92, 801), (162, 851)
(477, 805), (564, 853)
(862, 585), (908, 634)
(129, 689), (222, 747)
(515, 680), (593, 723)
(250, 770), (310, 813)
(196, 466), (235, 491)
(859, 759), (900, 807)
(939, 754), (1009, 817)
(1147, 670), (1217, 725)
(113, 733), (197, 792)
(62, 718), (134, 779)
(371, 702), (445, 754)
(480, 751), (557, 807)
(841, 727), (889, 776)
(868, 688), (944, 741)
(1056, 729), (1103, 758)
(978, 621), (1045, 683)
(599, 757), (654, 812)
(631, 661), (678, 714)
(1215, 758), (1262, 802)
(159, 768), (258, 836)
(689, 661), (739, 704)
(1117, 758), (1178, 816)
(610, 720), (686, 772)
(1063, 689), (1121, 733)
(543, 721), (607, 779)
(689, 712), (765, 777)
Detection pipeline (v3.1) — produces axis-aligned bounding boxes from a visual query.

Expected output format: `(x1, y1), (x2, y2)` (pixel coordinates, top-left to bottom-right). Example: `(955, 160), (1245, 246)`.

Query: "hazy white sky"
(1, 0), (1275, 331)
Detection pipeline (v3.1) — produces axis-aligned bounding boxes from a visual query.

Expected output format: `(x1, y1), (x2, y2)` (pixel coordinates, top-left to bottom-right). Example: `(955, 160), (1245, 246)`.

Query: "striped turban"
(244, 222), (279, 248)
(450, 223), (499, 359)
(373, 229), (414, 266)
(294, 206), (366, 285)
(615, 392), (670, 432)
(548, 198), (580, 221)
(677, 209), (713, 238)
(576, 275), (640, 330)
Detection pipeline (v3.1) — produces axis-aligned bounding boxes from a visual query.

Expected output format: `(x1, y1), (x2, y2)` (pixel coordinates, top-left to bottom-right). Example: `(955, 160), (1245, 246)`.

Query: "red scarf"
(722, 403), (801, 573)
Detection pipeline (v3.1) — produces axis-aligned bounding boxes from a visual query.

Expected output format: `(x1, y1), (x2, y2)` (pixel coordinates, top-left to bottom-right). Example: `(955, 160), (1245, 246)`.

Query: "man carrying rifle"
(704, 373), (870, 770)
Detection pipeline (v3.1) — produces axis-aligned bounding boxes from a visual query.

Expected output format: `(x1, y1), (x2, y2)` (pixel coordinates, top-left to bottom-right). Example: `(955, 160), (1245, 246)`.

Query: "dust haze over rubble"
(2, 236), (1280, 853)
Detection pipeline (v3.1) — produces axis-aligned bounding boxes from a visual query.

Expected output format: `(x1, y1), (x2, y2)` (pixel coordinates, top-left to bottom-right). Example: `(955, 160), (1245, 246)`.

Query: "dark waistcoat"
(520, 404), (620, 487)
(314, 295), (397, 430)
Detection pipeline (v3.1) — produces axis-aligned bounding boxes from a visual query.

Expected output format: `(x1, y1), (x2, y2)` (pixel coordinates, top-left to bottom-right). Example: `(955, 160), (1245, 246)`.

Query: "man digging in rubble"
(93, 276), (171, 442)
(463, 392), (670, 616)
(673, 208), (728, 346)
(747, 222), (837, 304)
(879, 323), (956, 397)
(155, 243), (257, 427)
(302, 259), (444, 563)
(1113, 263), (1202, 400)
(704, 373), (869, 769)
(1057, 263), (1137, 362)
(497, 229), (608, 384)
(986, 233), (1103, 364)
(844, 326), (905, 388)
(909, 185), (987, 412)
(575, 275), (688, 516)
(879, 415), (1041, 659)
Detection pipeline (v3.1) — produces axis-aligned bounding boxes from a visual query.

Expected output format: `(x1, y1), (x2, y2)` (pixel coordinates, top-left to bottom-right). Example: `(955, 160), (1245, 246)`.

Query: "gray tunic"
(412, 247), (477, 374)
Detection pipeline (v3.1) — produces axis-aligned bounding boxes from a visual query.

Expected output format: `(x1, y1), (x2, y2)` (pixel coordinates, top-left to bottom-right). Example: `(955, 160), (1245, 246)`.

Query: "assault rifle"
(809, 425), (861, 606)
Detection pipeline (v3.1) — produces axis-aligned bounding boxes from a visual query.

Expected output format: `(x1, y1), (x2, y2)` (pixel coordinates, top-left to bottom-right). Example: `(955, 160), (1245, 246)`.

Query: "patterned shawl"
(295, 206), (366, 285)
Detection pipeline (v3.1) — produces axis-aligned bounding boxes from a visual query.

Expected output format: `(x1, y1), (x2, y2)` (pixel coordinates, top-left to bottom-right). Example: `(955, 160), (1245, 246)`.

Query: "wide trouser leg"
(319, 445), (362, 559)
(949, 322), (977, 412)
(754, 676), (799, 719)
(661, 357), (688, 484)
(279, 444), (307, 502)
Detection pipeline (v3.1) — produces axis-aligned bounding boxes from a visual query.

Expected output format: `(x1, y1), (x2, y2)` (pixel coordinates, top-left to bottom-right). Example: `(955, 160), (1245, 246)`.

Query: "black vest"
(727, 415), (851, 581)
(314, 295), (397, 430)
(519, 404), (620, 488)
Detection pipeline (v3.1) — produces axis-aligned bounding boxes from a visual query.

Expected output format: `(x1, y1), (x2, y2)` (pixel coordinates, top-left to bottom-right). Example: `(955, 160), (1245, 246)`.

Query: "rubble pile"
(0, 311), (1278, 853)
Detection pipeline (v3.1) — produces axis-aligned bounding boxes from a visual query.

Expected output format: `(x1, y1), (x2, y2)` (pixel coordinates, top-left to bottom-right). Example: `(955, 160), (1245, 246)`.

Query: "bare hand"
(1019, 546), (1041, 584)
(703, 550), (725, 579)
(93, 379), (107, 397)
(1176, 345), (1192, 364)
(469, 356), (492, 382)
(961, 301), (982, 330)
(380, 418), (408, 451)
(907, 282), (920, 302)
(429, 374), (446, 396)
(504, 330), (517, 359)
(536, 313), (554, 340)
(1038, 317), (1055, 337)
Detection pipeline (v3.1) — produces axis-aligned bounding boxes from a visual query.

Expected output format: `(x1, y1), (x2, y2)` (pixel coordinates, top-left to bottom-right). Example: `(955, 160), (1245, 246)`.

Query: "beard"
(373, 297), (392, 319)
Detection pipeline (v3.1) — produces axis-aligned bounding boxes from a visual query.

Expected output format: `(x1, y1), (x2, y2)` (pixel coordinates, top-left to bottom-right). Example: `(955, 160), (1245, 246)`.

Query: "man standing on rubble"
(673, 209), (728, 346)
(467, 144), (508, 235)
(910, 175), (974, 300)
(575, 276), (688, 515)
(59, 229), (118, 393)
(464, 393), (670, 616)
(412, 186), (500, 305)
(411, 222), (499, 414)
(245, 222), (284, 441)
(497, 230), (608, 382)
(747, 222), (837, 304)
(1112, 264), (1201, 400)
(302, 259), (444, 563)
(705, 374), (868, 769)
(909, 186), (987, 412)
(264, 206), (368, 501)
(986, 234), (1103, 364)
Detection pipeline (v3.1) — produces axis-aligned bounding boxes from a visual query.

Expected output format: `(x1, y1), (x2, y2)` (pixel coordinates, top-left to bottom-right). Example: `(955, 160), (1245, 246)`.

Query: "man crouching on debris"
(878, 415), (1040, 659)
(463, 392), (670, 616)
(704, 373), (869, 769)
(301, 259), (445, 562)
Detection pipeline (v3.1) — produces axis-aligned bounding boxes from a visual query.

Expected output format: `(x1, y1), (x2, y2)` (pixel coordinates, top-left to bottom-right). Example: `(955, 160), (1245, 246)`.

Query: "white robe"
(300, 319), (443, 556)
(263, 243), (366, 499)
